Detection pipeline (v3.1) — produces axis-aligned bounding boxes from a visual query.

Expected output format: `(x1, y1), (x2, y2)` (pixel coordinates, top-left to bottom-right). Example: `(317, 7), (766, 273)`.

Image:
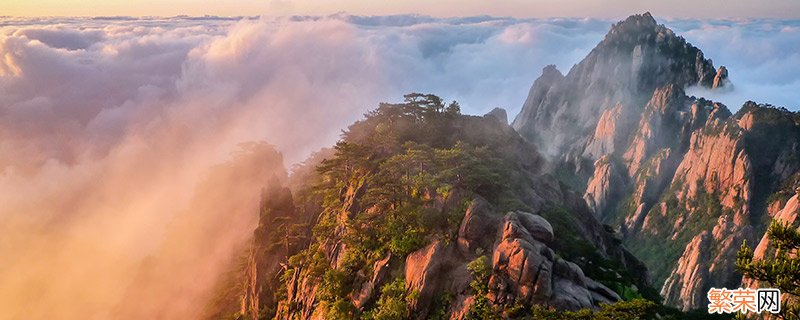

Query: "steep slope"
(512, 12), (720, 162)
(512, 12), (800, 310)
(229, 95), (655, 319)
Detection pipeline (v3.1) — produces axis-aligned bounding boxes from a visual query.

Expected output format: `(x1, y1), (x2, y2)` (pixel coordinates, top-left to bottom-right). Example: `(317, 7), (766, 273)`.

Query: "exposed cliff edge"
(513, 12), (800, 311)
(214, 94), (657, 319)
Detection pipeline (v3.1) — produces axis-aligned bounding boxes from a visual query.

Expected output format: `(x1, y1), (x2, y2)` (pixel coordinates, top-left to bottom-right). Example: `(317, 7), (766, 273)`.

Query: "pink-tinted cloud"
(0, 14), (797, 320)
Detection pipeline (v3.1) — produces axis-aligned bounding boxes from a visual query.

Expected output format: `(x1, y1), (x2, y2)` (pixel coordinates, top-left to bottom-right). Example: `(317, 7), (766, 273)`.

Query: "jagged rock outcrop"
(660, 105), (800, 310)
(512, 12), (800, 311)
(488, 211), (604, 311)
(625, 148), (672, 233)
(661, 213), (753, 311)
(272, 196), (639, 318)
(754, 195), (800, 260)
(405, 241), (448, 318)
(391, 203), (631, 317)
(354, 254), (392, 309)
(673, 123), (750, 215)
(280, 266), (322, 319)
(620, 84), (685, 176)
(660, 231), (709, 310)
(743, 194), (800, 290)
(512, 12), (719, 159)
(583, 104), (626, 159)
(402, 241), (473, 320)
(713, 66), (729, 89)
(275, 192), (640, 318)
(239, 179), (306, 320)
(584, 156), (627, 219)
(484, 107), (509, 125)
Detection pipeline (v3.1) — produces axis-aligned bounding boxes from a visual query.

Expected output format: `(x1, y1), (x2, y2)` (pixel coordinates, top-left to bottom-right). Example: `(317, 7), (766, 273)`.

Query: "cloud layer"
(669, 18), (800, 110)
(0, 14), (797, 319)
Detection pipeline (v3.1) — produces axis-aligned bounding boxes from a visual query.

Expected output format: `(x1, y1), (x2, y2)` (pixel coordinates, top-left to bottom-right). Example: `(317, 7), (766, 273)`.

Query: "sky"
(0, 10), (799, 320)
(4, 0), (800, 18)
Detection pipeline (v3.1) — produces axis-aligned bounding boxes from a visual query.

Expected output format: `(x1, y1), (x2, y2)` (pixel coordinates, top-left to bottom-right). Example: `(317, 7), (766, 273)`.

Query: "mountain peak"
(513, 12), (721, 162)
(511, 11), (800, 314)
(605, 12), (659, 39)
(589, 13), (718, 91)
(613, 12), (657, 30)
(602, 12), (671, 48)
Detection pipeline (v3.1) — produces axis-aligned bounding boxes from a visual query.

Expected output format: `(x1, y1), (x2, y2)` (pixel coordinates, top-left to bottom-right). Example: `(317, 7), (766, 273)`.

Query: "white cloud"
(667, 18), (800, 110)
(0, 14), (797, 319)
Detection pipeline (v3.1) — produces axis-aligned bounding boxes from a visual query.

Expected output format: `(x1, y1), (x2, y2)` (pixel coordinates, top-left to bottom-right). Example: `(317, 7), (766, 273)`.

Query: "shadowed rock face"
(513, 12), (800, 311)
(240, 182), (295, 320)
(484, 107), (509, 125)
(512, 12), (718, 159)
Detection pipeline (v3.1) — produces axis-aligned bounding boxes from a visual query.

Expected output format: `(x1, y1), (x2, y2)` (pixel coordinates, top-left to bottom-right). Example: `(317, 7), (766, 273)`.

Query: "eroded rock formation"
(513, 12), (800, 310)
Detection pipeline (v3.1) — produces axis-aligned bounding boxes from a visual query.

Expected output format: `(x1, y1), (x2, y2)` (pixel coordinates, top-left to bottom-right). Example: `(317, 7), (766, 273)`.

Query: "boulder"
(457, 197), (500, 254)
(515, 211), (554, 243)
(585, 278), (622, 304)
(488, 212), (598, 310)
(406, 241), (447, 318)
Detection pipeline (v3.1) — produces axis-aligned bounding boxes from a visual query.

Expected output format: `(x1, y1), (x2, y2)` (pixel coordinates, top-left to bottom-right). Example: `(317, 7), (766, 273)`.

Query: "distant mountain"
(513, 12), (800, 311)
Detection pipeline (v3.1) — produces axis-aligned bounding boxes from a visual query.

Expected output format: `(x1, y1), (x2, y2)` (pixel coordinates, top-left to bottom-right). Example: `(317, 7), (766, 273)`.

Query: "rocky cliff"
(223, 95), (656, 319)
(513, 12), (800, 311)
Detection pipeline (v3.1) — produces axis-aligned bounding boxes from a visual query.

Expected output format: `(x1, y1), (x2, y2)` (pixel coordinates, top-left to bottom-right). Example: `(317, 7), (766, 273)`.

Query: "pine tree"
(737, 220), (800, 319)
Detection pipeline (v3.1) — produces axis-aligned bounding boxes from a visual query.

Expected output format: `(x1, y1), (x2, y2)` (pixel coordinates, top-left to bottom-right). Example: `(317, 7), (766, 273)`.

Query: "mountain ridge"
(514, 12), (800, 311)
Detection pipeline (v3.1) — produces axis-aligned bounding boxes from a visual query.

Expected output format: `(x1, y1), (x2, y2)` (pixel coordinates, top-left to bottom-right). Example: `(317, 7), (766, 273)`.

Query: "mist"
(0, 14), (798, 320)
(670, 18), (800, 110)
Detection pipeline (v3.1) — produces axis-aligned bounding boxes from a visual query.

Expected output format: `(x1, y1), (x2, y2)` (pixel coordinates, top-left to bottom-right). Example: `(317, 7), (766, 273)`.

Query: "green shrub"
(466, 256), (500, 320)
(362, 278), (412, 320)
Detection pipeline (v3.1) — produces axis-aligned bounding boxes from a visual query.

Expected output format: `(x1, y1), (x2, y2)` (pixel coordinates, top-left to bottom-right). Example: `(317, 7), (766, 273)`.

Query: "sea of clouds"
(0, 14), (797, 319)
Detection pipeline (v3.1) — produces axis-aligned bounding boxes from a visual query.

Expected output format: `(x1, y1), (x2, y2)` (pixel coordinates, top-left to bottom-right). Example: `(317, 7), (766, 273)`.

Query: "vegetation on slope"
(738, 220), (800, 319)
(282, 93), (530, 318)
(233, 94), (709, 319)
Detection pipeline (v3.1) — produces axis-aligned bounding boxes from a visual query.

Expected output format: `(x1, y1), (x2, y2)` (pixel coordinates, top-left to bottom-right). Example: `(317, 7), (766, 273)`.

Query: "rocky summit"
(514, 12), (800, 311)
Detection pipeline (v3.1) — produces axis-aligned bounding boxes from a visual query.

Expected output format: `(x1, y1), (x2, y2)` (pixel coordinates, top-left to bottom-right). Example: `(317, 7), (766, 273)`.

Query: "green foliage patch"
(284, 94), (521, 315)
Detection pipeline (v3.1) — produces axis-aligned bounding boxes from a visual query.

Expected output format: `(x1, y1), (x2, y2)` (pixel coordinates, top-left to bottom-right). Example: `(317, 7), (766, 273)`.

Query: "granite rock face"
(712, 66), (729, 89)
(240, 181), (298, 320)
(489, 211), (602, 311)
(273, 194), (642, 319)
(584, 155), (627, 220)
(743, 194), (800, 290)
(513, 12), (800, 310)
(512, 13), (718, 158)
(457, 197), (500, 254)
